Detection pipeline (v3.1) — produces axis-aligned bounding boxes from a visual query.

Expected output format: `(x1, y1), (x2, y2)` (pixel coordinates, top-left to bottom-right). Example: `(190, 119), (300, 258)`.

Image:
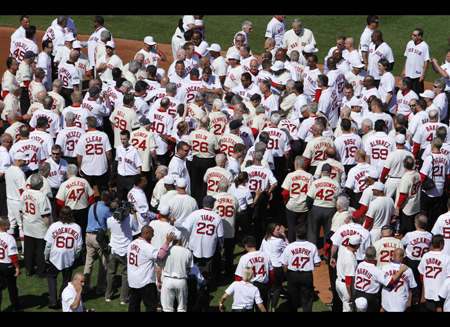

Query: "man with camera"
(105, 198), (139, 304)
(83, 190), (114, 294)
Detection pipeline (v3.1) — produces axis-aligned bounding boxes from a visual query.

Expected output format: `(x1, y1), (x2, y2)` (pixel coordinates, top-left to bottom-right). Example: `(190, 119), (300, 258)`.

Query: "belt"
(86, 231), (98, 235)
(388, 176), (401, 179)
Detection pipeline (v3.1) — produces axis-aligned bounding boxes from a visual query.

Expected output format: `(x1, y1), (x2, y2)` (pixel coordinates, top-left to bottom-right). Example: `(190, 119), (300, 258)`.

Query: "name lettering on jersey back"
(0, 239), (8, 249)
(86, 135), (103, 143)
(356, 267), (373, 279)
(249, 256), (265, 265)
(410, 237), (431, 247)
(133, 132), (148, 139)
(201, 214), (215, 222)
(248, 170), (267, 179)
(385, 268), (409, 282)
(216, 197), (233, 205)
(58, 67), (72, 79)
(51, 227), (80, 240)
(130, 243), (141, 253)
(65, 131), (82, 139)
(369, 139), (392, 148)
(314, 181), (339, 191)
(65, 180), (86, 189)
(344, 138), (356, 146)
(291, 174), (310, 183)
(206, 171), (228, 180)
(290, 247), (311, 256)
(314, 142), (332, 150)
(195, 133), (207, 140)
(433, 156), (449, 166)
(340, 229), (362, 239)
(426, 257), (442, 267)
(382, 242), (400, 249)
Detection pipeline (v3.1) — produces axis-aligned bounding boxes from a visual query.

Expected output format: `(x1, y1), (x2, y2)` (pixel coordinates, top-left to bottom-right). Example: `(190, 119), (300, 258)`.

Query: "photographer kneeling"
(105, 199), (139, 304)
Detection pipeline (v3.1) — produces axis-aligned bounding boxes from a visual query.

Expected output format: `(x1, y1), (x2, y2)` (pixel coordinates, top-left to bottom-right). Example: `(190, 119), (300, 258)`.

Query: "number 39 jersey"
(75, 130), (112, 176)
(44, 221), (83, 270)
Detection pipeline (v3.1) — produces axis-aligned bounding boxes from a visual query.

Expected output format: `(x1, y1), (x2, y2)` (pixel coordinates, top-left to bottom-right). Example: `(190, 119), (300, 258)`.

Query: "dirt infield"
(0, 26), (429, 311)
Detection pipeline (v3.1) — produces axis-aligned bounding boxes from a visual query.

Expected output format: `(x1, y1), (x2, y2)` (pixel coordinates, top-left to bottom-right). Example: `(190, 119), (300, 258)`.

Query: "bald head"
(325, 146), (336, 159)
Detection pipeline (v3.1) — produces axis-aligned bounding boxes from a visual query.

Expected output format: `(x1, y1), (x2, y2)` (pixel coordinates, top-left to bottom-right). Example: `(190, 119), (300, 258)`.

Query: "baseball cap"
(349, 234), (362, 246)
(203, 195), (216, 205)
(207, 44), (221, 53)
(395, 134), (406, 144)
(372, 181), (385, 192)
(65, 32), (76, 42)
(24, 51), (37, 60)
(227, 52), (240, 60)
(367, 168), (379, 179)
(159, 204), (171, 216)
(163, 175), (175, 185)
(172, 229), (183, 241)
(139, 116), (151, 126)
(271, 61), (285, 72)
(144, 36), (156, 46)
(351, 60), (365, 69)
(419, 89), (435, 99)
(89, 86), (101, 97)
(381, 225), (392, 232)
(72, 40), (82, 49)
(106, 40), (115, 48)
(14, 152), (29, 161)
(229, 120), (243, 130)
(350, 98), (362, 107)
(322, 163), (332, 173)
(355, 297), (368, 312)
(176, 178), (187, 188)
(303, 44), (318, 53)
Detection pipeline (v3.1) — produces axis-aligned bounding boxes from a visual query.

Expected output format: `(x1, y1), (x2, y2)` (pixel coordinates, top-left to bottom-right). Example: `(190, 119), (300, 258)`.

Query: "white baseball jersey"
(235, 250), (274, 283)
(212, 192), (239, 239)
(115, 144), (143, 177)
(396, 89), (419, 117)
(307, 176), (341, 209)
(402, 230), (432, 262)
(61, 282), (83, 312)
(58, 61), (80, 89)
(19, 188), (52, 238)
(434, 92), (448, 122)
(10, 138), (43, 173)
(413, 121), (450, 151)
(244, 164), (277, 193)
(381, 262), (417, 312)
(179, 208), (224, 259)
(127, 186), (152, 237)
(344, 70), (367, 98)
(258, 126), (291, 158)
(354, 260), (393, 294)
(327, 68), (346, 105)
(345, 162), (375, 193)
(220, 133), (244, 158)
(224, 281), (263, 310)
(302, 67), (322, 99)
(359, 26), (374, 56)
(282, 169), (313, 213)
(280, 239), (321, 272)
(334, 133), (363, 166)
(432, 212), (450, 257)
(314, 159), (346, 185)
(47, 91), (66, 115)
(364, 132), (396, 174)
(379, 72), (398, 114)
(373, 236), (404, 269)
(420, 152), (450, 197)
(61, 106), (93, 132)
(281, 28), (316, 56)
(265, 16), (287, 49)
(409, 110), (429, 135)
(224, 65), (245, 90)
(438, 276), (450, 312)
(0, 231), (18, 265)
(148, 109), (174, 156)
(29, 130), (54, 158)
(260, 92), (279, 118)
(5, 165), (25, 202)
(418, 250), (450, 301)
(81, 98), (110, 128)
(109, 106), (140, 148)
(208, 111), (228, 142)
(1, 69), (17, 99)
(0, 146), (13, 176)
(44, 221), (83, 270)
(130, 126), (157, 172)
(177, 78), (202, 104)
(251, 114), (271, 133)
(185, 103), (206, 126)
(367, 42), (395, 80)
(331, 222), (372, 261)
(384, 148), (414, 179)
(127, 238), (159, 288)
(231, 82), (260, 102)
(404, 40), (430, 79)
(29, 108), (61, 138)
(16, 60), (32, 88)
(150, 96), (182, 117)
(56, 176), (95, 211)
(203, 166), (233, 196)
(75, 130), (112, 176)
(302, 136), (334, 167)
(10, 36), (39, 63)
(96, 54), (123, 86)
(336, 246), (358, 282)
(227, 184), (254, 212)
(394, 170), (422, 216)
(55, 126), (85, 159)
(366, 196), (395, 233)
(28, 80), (46, 105)
(188, 129), (219, 159)
(168, 155), (191, 195)
(366, 112), (394, 133)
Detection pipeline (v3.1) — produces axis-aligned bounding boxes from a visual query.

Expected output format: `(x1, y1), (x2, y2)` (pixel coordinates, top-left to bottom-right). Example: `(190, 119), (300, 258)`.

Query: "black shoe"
(35, 273), (47, 279)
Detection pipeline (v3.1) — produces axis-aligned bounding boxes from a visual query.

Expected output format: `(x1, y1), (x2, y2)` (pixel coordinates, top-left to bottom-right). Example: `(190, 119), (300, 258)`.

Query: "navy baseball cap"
(89, 86), (101, 97)
(203, 195), (216, 205)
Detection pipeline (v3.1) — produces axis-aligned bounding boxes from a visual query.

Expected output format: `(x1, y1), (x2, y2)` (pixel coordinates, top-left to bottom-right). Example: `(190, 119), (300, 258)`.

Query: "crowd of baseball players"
(1, 14), (450, 313)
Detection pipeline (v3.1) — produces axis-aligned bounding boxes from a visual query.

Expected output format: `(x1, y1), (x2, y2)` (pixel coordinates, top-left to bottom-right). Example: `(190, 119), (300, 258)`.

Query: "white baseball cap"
(372, 181), (385, 192)
(207, 44), (221, 53)
(176, 178), (187, 188)
(350, 98), (362, 107)
(106, 41), (115, 48)
(159, 204), (171, 216)
(227, 52), (240, 60)
(272, 61), (285, 72)
(351, 60), (365, 69)
(14, 152), (29, 161)
(355, 297), (368, 312)
(395, 134), (406, 144)
(303, 44), (318, 53)
(144, 36), (156, 46)
(419, 89), (435, 99)
(367, 168), (379, 179)
(349, 234), (362, 246)
(72, 40), (82, 49)
(65, 32), (76, 42)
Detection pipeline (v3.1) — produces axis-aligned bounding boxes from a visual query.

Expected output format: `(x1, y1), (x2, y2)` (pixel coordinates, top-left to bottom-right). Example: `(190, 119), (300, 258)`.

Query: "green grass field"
(1, 14), (450, 83)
